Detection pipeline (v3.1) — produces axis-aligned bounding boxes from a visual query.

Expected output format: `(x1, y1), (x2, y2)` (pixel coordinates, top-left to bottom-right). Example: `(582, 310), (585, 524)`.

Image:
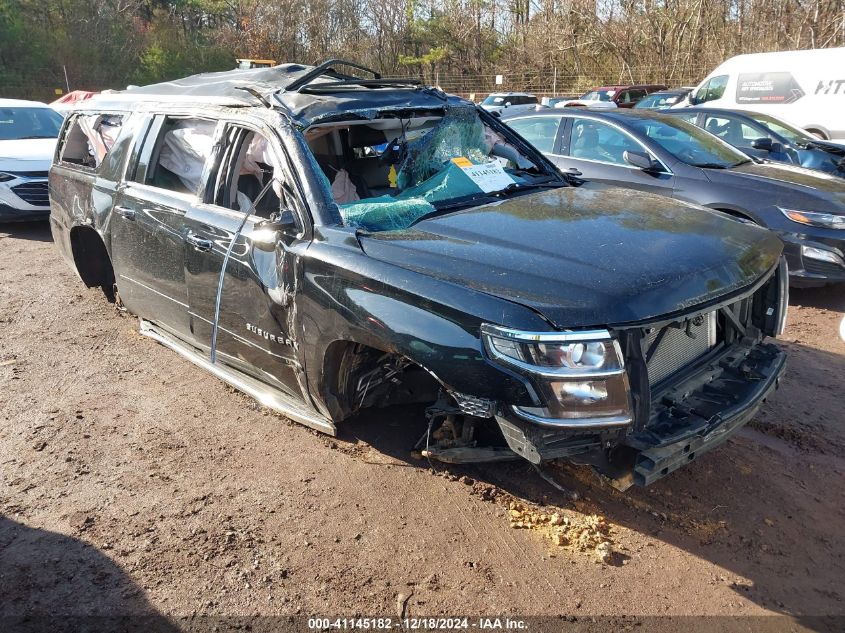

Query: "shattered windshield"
(304, 106), (561, 232)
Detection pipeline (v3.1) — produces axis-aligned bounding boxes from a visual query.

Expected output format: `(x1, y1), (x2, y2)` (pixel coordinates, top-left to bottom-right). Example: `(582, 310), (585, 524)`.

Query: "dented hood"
(359, 184), (782, 327)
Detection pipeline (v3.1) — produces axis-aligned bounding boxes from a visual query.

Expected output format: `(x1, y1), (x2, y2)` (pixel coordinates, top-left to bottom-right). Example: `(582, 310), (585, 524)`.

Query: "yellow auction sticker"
(451, 156), (473, 167)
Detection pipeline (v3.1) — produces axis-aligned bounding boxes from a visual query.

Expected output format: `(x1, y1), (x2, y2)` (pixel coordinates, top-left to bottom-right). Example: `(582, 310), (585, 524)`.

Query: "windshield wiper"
(489, 178), (565, 197)
(17, 135), (56, 139)
(406, 196), (498, 228)
(691, 162), (729, 169)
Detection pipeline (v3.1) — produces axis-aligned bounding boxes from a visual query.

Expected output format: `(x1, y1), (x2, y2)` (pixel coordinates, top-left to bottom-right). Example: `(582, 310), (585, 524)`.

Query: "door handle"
(114, 205), (136, 220)
(185, 233), (213, 252)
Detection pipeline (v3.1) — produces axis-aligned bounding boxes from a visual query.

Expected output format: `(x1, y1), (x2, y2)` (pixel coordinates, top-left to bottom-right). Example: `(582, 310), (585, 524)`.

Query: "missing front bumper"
(493, 339), (786, 488)
(620, 340), (786, 487)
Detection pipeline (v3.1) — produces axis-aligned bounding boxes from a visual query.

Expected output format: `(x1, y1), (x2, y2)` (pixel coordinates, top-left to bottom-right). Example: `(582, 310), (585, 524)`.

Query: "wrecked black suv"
(50, 61), (788, 488)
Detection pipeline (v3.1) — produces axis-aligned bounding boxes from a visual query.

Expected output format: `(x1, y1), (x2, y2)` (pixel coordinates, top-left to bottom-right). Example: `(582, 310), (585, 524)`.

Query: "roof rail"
(285, 59), (382, 92)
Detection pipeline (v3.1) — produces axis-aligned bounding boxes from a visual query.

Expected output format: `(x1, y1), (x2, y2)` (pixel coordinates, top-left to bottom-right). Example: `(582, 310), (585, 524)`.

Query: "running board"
(139, 319), (336, 436)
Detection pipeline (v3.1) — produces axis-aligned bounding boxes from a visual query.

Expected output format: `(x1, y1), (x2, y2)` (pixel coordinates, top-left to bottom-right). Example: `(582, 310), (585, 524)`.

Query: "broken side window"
(139, 117), (216, 195)
(210, 125), (299, 222)
(59, 114), (124, 169)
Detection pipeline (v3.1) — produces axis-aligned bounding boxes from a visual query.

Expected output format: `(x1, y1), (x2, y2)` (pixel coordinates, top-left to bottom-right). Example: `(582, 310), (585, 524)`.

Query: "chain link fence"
(415, 62), (714, 99)
(2, 63), (713, 103)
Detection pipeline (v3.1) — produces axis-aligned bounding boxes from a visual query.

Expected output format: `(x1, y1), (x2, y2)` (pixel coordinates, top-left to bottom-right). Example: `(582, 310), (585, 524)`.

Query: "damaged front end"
(418, 258), (789, 489)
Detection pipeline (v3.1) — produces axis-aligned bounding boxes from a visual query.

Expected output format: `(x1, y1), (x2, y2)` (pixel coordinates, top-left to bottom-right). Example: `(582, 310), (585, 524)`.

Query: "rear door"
(551, 116), (675, 196)
(110, 114), (219, 342)
(182, 122), (307, 397)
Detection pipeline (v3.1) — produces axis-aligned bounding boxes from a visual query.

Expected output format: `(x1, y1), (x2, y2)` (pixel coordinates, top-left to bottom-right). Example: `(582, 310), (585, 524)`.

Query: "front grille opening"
(643, 311), (717, 385)
(11, 181), (49, 207)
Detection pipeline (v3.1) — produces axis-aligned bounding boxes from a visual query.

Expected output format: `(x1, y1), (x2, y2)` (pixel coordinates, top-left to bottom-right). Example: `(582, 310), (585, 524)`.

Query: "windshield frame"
(0, 106), (63, 141)
(625, 114), (751, 168)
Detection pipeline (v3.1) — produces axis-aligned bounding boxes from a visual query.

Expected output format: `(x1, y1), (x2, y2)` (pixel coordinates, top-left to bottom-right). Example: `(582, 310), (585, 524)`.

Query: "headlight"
(481, 324), (633, 427)
(482, 326), (622, 376)
(779, 207), (845, 230)
(0, 172), (16, 183)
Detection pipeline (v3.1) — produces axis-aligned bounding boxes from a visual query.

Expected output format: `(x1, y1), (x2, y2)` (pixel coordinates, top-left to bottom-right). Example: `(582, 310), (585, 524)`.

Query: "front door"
(552, 116), (675, 197)
(182, 123), (306, 397)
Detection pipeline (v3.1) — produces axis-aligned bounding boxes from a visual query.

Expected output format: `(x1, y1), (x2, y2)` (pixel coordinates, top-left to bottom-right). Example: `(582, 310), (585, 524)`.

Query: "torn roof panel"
(85, 61), (473, 127)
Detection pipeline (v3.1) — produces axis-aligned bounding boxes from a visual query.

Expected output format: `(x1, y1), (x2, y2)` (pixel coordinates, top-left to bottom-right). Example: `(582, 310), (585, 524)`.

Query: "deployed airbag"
(158, 120), (216, 191)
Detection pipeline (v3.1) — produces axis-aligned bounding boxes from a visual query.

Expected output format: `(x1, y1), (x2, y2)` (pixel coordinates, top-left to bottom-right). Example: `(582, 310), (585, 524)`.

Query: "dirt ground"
(1, 221), (843, 631)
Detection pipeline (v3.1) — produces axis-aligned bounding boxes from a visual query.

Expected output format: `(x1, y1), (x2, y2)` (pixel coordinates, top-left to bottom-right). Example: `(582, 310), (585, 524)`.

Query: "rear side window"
(703, 115), (767, 145)
(507, 116), (562, 153)
(135, 117), (216, 195)
(59, 114), (124, 169)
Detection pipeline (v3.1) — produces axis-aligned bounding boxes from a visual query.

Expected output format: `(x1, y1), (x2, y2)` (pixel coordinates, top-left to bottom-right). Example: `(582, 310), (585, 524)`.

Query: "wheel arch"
(318, 338), (448, 422)
(69, 224), (116, 300)
(706, 204), (759, 225)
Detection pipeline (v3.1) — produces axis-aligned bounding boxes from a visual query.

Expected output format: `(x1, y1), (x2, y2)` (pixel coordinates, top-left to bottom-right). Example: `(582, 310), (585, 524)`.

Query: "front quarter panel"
(298, 227), (551, 419)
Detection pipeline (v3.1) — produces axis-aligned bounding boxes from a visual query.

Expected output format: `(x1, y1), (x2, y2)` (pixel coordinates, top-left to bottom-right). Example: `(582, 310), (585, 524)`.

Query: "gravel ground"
(1, 221), (843, 631)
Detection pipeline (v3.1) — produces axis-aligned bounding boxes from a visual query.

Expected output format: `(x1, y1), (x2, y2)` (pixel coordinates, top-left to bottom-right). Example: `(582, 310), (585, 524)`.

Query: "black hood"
(359, 184), (782, 328)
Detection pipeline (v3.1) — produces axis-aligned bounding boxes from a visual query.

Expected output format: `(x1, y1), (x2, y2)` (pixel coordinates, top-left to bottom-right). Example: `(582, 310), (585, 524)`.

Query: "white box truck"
(676, 47), (845, 140)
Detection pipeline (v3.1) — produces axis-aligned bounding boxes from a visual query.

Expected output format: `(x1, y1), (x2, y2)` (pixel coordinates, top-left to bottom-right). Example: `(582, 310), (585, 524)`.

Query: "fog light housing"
(801, 245), (845, 267)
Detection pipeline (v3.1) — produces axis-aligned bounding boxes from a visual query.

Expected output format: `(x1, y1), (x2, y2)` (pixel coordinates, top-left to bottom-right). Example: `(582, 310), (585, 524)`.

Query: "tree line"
(1, 0), (843, 101)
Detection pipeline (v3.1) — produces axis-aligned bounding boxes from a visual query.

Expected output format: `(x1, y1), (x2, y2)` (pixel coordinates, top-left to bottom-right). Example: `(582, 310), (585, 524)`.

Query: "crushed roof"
(93, 61), (468, 127)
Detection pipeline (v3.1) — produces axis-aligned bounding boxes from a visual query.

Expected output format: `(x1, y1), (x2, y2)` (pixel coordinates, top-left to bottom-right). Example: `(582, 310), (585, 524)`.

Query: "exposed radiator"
(643, 311), (717, 385)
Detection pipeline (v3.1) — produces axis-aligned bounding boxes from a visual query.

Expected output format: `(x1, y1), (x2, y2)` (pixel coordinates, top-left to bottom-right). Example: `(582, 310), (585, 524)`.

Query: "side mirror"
(504, 102), (511, 107)
(623, 150), (659, 171)
(751, 137), (773, 151)
(252, 209), (299, 250)
(687, 90), (699, 106)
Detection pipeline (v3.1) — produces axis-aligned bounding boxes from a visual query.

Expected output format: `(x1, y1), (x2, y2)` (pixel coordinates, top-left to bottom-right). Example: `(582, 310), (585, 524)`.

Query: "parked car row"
(503, 107), (845, 285)
(482, 85), (674, 113)
(2, 55), (840, 490)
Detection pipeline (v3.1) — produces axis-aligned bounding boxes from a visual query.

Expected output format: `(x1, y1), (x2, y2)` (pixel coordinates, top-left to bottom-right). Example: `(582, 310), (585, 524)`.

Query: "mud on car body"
(49, 60), (788, 488)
